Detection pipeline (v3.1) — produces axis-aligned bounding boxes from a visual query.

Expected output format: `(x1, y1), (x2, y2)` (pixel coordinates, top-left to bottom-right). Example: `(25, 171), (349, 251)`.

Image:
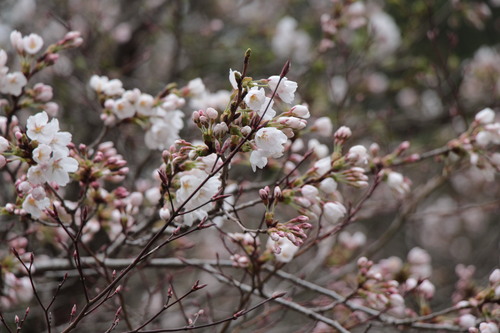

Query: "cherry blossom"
(268, 75), (297, 103)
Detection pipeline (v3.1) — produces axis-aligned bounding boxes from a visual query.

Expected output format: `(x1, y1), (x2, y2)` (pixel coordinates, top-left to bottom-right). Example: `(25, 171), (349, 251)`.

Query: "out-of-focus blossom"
(312, 117), (333, 137)
(386, 171), (410, 195)
(272, 16), (311, 64)
(368, 10), (401, 58)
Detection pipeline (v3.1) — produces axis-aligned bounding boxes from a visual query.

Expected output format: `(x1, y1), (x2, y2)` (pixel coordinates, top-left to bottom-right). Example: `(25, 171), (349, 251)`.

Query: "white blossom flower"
(254, 127), (287, 156)
(338, 231), (366, 250)
(490, 268), (500, 285)
(268, 75), (298, 104)
(22, 33), (43, 54)
(250, 127), (288, 171)
(322, 201), (347, 224)
(46, 150), (78, 186)
(89, 75), (109, 93)
(144, 109), (184, 150)
(112, 98), (136, 119)
(136, 93), (155, 116)
(256, 97), (277, 120)
(249, 149), (268, 171)
(244, 87), (266, 110)
(176, 169), (221, 226)
(267, 236), (299, 263)
(386, 171), (410, 195)
(48, 130), (72, 155)
(458, 314), (476, 328)
(229, 69), (241, 90)
(301, 185), (319, 203)
(26, 111), (59, 144)
(312, 117), (333, 137)
(320, 177), (337, 194)
(290, 104), (310, 118)
(313, 156), (331, 176)
(418, 280), (435, 299)
(479, 322), (498, 333)
(0, 135), (9, 153)
(10, 30), (24, 53)
(103, 78), (124, 96)
(0, 72), (27, 96)
(187, 78), (205, 96)
(308, 138), (329, 158)
(272, 16), (311, 64)
(369, 10), (401, 58)
(347, 145), (369, 165)
(0, 49), (7, 68)
(475, 108), (495, 124)
(22, 193), (50, 218)
(331, 75), (348, 103)
(32, 143), (52, 164)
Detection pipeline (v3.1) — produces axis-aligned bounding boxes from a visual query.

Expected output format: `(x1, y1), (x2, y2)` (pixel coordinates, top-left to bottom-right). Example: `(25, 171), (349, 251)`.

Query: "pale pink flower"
(176, 169), (220, 226)
(229, 69), (241, 90)
(386, 171), (410, 194)
(103, 78), (124, 96)
(10, 30), (24, 53)
(32, 143), (52, 164)
(312, 117), (333, 137)
(244, 87), (266, 110)
(254, 127), (287, 155)
(338, 231), (366, 250)
(322, 201), (347, 224)
(250, 127), (288, 171)
(267, 236), (299, 263)
(26, 111), (58, 144)
(347, 145), (369, 165)
(159, 206), (171, 220)
(0, 49), (7, 68)
(0, 136), (9, 153)
(33, 83), (53, 102)
(22, 33), (44, 54)
(458, 314), (477, 328)
(187, 78), (205, 96)
(256, 97), (277, 120)
(136, 93), (155, 116)
(475, 107), (495, 124)
(489, 268), (500, 284)
(46, 150), (78, 186)
(112, 98), (135, 119)
(0, 72), (27, 96)
(268, 75), (298, 104)
(319, 177), (337, 193)
(290, 104), (310, 118)
(144, 110), (184, 150)
(301, 185), (319, 203)
(313, 156), (331, 176)
(22, 193), (50, 218)
(479, 322), (498, 333)
(418, 280), (435, 299)
(89, 75), (109, 93)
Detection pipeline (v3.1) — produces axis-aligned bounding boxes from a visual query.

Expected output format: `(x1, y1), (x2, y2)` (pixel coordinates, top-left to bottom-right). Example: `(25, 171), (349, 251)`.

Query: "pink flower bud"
(159, 207), (171, 220)
(206, 107), (218, 119)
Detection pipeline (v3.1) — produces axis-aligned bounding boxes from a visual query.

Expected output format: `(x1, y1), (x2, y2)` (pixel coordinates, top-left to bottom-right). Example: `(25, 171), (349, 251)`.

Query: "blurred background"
(0, 0), (499, 331)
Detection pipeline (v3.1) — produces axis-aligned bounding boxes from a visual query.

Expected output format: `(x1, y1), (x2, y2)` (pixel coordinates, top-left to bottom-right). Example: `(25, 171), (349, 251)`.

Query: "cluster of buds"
(356, 257), (409, 317)
(267, 215), (312, 248)
(228, 232), (260, 267)
(80, 141), (129, 184)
